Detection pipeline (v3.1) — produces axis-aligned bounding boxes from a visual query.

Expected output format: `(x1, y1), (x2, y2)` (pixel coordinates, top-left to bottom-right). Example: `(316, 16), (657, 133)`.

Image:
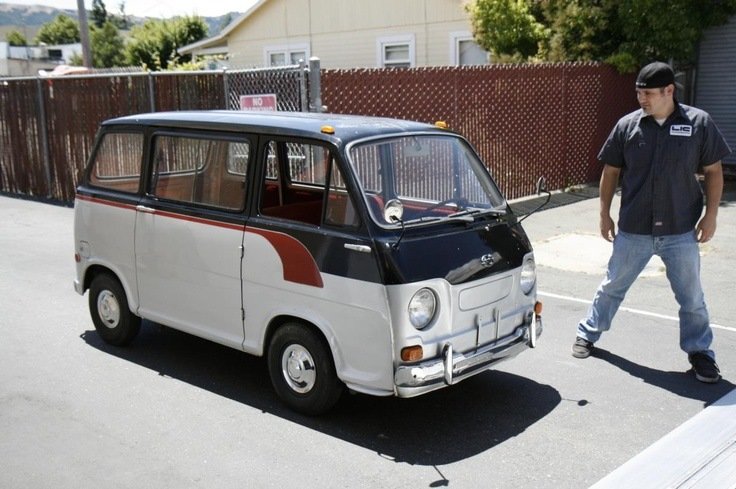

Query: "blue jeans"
(577, 230), (714, 359)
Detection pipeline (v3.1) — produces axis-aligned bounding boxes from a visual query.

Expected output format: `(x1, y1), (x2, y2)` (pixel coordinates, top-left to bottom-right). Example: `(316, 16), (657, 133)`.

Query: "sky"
(5, 0), (259, 19)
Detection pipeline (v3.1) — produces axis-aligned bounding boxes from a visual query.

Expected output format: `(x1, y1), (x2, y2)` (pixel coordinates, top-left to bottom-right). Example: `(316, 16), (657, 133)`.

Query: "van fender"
(81, 259), (140, 313)
(259, 307), (346, 378)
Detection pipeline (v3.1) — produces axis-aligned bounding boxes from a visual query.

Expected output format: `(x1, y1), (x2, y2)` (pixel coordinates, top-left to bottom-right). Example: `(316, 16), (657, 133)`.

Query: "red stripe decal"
(245, 227), (324, 288)
(76, 194), (322, 288)
(75, 194), (136, 211)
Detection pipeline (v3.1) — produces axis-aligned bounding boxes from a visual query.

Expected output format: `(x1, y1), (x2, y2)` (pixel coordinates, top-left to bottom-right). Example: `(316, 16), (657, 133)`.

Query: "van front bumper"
(394, 313), (541, 397)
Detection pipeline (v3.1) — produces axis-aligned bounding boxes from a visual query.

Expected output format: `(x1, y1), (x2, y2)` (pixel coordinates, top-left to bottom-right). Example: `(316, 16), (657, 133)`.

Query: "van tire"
(268, 323), (343, 415)
(89, 273), (141, 346)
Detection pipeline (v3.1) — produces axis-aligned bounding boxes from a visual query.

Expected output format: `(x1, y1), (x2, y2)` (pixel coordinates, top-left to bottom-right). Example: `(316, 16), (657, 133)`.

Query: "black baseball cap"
(636, 62), (675, 89)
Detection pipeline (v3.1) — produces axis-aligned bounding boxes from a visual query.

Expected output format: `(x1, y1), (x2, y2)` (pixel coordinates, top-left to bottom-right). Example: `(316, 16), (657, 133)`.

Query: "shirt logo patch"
(670, 125), (692, 137)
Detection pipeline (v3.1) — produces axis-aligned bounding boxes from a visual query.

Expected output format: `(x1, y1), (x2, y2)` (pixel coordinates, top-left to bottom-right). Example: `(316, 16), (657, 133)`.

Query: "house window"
(48, 49), (63, 61)
(264, 44), (309, 67)
(377, 35), (415, 68)
(450, 32), (489, 66)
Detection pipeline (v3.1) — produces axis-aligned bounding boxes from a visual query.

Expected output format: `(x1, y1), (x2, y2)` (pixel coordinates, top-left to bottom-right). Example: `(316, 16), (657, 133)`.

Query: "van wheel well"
(266, 319), (343, 415)
(83, 265), (116, 292)
(264, 315), (325, 354)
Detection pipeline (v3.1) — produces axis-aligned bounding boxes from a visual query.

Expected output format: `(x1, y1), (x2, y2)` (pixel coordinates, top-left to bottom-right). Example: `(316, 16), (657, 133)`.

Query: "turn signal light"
(434, 120), (448, 129)
(320, 125), (335, 134)
(401, 345), (423, 362)
(534, 301), (543, 315)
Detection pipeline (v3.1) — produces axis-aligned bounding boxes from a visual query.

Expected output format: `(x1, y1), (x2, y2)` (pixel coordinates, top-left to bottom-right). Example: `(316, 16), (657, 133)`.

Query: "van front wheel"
(89, 273), (141, 346)
(268, 323), (343, 415)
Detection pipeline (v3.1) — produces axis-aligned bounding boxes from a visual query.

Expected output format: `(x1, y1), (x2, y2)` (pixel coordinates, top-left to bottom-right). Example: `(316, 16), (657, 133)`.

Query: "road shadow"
(592, 347), (735, 406)
(81, 321), (561, 466)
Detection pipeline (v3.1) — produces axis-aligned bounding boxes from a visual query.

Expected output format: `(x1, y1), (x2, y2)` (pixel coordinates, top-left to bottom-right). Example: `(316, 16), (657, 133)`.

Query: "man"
(572, 61), (731, 383)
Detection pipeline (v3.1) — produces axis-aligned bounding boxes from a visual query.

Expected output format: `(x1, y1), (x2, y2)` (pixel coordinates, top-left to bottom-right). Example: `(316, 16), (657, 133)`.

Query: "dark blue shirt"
(598, 102), (731, 236)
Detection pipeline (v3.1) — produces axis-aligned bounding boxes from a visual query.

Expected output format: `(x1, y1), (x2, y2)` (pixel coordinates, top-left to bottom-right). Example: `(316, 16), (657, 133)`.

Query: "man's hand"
(601, 214), (616, 242)
(696, 213), (717, 243)
(598, 164), (620, 243)
(698, 162), (723, 243)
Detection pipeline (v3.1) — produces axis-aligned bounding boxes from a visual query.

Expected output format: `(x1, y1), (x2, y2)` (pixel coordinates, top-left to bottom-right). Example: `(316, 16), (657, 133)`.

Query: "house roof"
(177, 0), (269, 56)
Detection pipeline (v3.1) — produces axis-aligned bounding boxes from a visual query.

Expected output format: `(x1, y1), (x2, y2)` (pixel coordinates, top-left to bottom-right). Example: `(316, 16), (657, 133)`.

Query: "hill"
(0, 2), (239, 41)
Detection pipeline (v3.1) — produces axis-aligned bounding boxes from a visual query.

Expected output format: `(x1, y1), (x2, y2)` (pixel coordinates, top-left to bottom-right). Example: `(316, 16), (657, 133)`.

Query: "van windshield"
(347, 134), (506, 227)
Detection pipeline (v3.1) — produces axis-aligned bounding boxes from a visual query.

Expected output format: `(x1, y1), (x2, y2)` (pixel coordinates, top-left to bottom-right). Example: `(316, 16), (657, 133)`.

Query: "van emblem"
(480, 253), (495, 267)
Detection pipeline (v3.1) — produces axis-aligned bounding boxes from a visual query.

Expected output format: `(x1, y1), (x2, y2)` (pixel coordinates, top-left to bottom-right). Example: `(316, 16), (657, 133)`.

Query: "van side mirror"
(517, 176), (551, 223)
(535, 176), (547, 196)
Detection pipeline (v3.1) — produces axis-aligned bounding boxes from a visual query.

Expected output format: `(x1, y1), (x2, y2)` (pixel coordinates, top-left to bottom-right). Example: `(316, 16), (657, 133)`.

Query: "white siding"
(223, 0), (484, 69)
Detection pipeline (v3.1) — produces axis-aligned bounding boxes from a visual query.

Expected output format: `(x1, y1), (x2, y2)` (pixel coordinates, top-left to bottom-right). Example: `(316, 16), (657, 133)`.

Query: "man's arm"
(599, 164), (621, 242)
(696, 162), (723, 243)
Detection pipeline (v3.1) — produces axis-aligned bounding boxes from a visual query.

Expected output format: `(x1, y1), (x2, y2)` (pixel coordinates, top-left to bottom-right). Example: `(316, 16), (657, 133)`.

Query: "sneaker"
(572, 337), (594, 359)
(689, 352), (720, 384)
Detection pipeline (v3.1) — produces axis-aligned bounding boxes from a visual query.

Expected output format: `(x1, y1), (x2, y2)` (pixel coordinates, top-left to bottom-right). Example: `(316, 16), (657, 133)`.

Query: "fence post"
(222, 68), (230, 109)
(308, 57), (323, 113)
(35, 77), (52, 198)
(299, 59), (308, 112)
(148, 72), (156, 112)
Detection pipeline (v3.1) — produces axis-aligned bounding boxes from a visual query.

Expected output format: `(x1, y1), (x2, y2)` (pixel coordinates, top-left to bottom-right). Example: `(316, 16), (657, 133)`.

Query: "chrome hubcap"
(281, 344), (316, 394)
(97, 290), (120, 329)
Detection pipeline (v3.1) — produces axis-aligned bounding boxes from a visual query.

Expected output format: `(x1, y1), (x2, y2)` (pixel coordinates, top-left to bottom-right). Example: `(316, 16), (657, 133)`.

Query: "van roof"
(103, 111), (454, 143)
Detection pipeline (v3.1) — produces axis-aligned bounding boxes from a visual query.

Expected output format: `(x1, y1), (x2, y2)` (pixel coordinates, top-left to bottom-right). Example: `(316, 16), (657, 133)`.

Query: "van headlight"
(408, 288), (436, 329)
(520, 257), (536, 295)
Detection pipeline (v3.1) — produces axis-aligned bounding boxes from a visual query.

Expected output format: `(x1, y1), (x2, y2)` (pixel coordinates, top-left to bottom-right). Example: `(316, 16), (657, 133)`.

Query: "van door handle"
(136, 205), (156, 214)
(344, 243), (372, 253)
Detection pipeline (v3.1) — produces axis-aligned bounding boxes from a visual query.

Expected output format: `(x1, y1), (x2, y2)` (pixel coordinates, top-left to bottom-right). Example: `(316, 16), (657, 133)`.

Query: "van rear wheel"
(89, 273), (141, 346)
(268, 323), (343, 415)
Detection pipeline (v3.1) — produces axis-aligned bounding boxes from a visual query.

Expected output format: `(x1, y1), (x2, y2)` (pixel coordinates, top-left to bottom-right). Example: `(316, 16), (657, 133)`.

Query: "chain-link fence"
(0, 64), (312, 203)
(322, 63), (636, 200)
(1, 61), (636, 205)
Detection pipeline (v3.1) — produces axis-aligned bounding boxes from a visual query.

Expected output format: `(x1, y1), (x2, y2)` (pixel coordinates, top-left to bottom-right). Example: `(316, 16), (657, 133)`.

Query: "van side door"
(241, 138), (393, 392)
(134, 131), (252, 350)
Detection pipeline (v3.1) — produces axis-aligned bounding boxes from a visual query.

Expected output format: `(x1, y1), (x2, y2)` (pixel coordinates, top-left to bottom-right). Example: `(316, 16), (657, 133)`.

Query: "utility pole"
(76, 0), (92, 67)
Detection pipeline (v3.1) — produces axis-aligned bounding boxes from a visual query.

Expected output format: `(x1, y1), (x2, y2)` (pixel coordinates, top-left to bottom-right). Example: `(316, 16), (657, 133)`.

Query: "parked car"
(74, 110), (543, 414)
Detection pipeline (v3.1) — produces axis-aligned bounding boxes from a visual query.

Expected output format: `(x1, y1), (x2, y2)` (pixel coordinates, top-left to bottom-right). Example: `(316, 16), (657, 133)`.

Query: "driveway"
(1, 185), (735, 488)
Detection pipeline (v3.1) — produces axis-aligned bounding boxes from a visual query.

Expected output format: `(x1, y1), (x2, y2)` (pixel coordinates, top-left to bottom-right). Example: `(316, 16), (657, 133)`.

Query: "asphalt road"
(1, 184), (735, 489)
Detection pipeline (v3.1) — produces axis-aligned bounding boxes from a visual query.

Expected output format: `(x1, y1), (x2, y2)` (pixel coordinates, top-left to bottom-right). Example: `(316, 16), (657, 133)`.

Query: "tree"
(467, 0), (736, 71)
(125, 16), (208, 70)
(35, 14), (81, 45)
(91, 21), (125, 67)
(540, 0), (620, 62)
(5, 30), (28, 46)
(467, 0), (548, 61)
(92, 0), (108, 29)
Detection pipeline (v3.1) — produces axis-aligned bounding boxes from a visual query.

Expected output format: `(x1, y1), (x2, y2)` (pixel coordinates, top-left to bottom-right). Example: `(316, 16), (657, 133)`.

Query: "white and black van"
(74, 111), (542, 415)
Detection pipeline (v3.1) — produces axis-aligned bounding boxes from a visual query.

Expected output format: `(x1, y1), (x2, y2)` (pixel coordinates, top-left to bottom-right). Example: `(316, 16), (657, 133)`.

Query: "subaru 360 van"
(74, 111), (542, 415)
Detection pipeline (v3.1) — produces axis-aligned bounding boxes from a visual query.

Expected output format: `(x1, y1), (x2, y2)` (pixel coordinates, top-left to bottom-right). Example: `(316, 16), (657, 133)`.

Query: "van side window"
(89, 132), (143, 193)
(260, 141), (331, 225)
(151, 135), (249, 211)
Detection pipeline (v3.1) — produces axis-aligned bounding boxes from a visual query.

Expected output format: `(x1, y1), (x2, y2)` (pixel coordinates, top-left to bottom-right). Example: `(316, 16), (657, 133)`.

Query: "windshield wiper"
(448, 207), (506, 219)
(401, 216), (445, 225)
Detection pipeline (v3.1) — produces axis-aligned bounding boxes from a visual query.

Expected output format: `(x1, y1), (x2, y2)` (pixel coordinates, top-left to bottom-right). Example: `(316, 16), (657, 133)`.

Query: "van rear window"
(89, 132), (144, 193)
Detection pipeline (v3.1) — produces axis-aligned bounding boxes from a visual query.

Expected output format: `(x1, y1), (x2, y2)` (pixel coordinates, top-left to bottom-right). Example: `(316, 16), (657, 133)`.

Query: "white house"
(178, 0), (489, 69)
(1, 42), (82, 77)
